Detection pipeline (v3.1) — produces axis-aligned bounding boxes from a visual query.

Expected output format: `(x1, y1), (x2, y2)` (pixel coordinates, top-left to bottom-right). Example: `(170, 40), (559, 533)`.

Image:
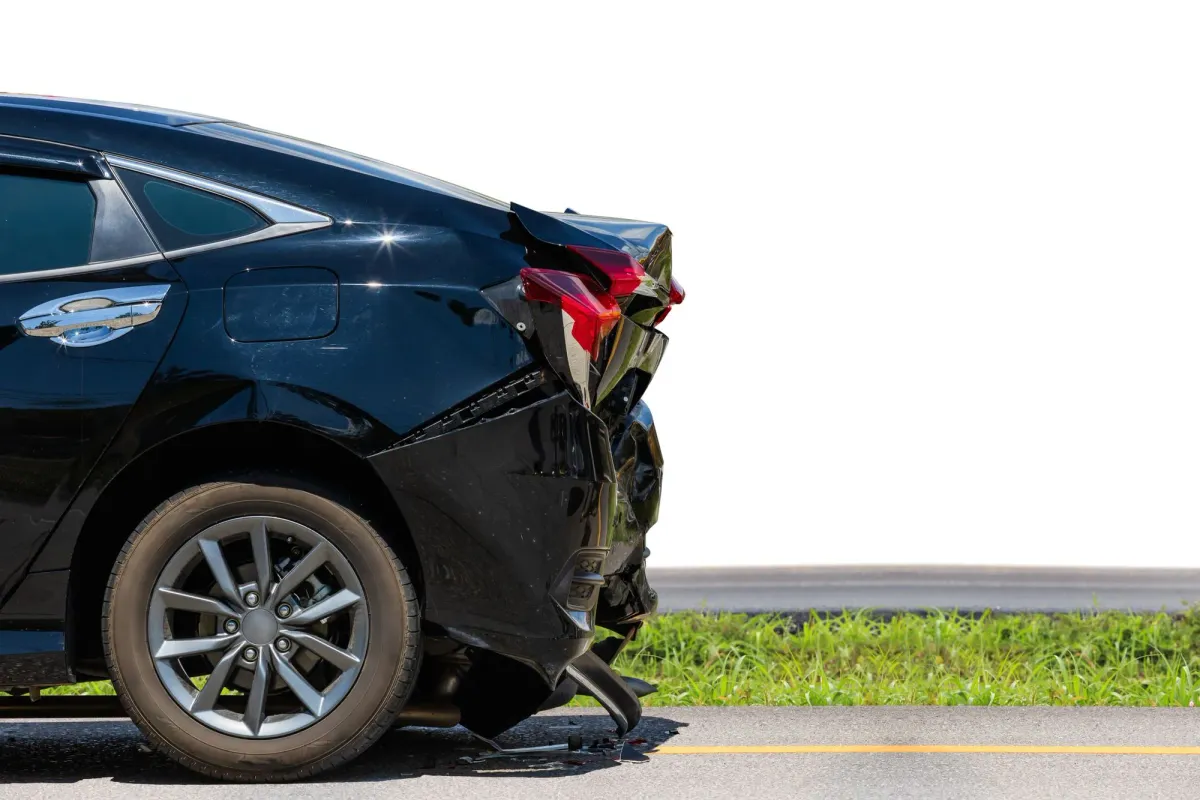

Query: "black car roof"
(0, 94), (509, 212)
(0, 94), (224, 127)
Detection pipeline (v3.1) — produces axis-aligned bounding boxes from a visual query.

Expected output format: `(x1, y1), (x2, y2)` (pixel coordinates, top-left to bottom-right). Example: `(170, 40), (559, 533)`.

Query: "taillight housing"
(566, 245), (658, 299)
(518, 267), (623, 409)
(669, 276), (685, 306)
(520, 268), (620, 360)
(507, 247), (681, 407)
(566, 244), (681, 328)
(655, 277), (686, 324)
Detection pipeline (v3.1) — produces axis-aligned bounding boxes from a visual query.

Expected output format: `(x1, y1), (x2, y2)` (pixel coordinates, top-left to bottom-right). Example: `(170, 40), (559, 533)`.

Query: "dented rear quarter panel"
(0, 100), (670, 685)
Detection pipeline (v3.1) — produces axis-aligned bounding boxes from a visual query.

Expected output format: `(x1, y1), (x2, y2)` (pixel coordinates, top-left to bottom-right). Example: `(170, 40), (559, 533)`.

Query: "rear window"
(116, 167), (267, 252)
(0, 172), (96, 274)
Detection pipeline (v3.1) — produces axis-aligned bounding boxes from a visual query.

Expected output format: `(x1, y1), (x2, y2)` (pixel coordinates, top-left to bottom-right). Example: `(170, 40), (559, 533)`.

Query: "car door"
(0, 135), (188, 608)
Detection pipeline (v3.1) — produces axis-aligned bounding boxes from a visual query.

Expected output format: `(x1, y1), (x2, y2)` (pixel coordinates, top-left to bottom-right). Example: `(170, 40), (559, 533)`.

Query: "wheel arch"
(66, 420), (423, 677)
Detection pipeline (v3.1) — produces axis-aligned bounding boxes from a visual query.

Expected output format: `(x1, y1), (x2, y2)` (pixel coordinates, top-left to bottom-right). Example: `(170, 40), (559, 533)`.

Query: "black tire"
(103, 478), (420, 782)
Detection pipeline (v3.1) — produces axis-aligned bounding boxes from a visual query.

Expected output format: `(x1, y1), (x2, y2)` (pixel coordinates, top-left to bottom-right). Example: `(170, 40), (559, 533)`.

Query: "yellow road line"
(651, 745), (1200, 755)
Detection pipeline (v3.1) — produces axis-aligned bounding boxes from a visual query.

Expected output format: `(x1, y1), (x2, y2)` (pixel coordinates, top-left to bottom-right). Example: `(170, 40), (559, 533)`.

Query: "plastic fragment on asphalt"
(620, 742), (649, 762)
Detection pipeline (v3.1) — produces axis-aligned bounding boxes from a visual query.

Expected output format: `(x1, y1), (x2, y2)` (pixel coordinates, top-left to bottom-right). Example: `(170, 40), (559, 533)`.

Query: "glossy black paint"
(371, 390), (617, 682)
(0, 259), (186, 601)
(0, 96), (674, 690)
(223, 267), (338, 342)
(598, 401), (664, 629)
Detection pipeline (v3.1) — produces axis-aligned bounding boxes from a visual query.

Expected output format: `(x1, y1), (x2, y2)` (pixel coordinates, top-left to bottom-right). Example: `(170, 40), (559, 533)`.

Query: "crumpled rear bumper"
(596, 400), (662, 632)
(368, 374), (663, 690)
(368, 387), (607, 681)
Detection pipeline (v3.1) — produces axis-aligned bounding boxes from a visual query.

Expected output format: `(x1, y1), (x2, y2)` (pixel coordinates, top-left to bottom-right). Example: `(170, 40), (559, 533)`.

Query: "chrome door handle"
(19, 285), (170, 348)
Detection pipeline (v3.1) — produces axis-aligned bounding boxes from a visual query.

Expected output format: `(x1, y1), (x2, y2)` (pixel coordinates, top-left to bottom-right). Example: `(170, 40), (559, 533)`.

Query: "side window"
(116, 167), (267, 252)
(0, 171), (96, 275)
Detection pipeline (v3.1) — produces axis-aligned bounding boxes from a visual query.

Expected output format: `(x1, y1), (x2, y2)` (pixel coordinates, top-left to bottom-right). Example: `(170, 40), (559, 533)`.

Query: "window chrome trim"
(0, 253), (164, 284)
(0, 156), (331, 284)
(104, 153), (331, 227)
(157, 220), (329, 259)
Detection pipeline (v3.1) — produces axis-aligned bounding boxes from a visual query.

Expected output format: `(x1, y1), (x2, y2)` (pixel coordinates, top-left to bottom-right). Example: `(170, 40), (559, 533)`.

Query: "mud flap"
(564, 650), (643, 736)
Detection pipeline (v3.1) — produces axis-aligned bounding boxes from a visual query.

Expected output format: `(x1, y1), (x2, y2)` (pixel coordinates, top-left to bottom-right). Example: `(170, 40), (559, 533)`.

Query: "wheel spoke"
(284, 588), (361, 627)
(190, 645), (241, 712)
(243, 652), (272, 735)
(287, 630), (362, 672)
(273, 648), (325, 717)
(156, 634), (237, 660)
(148, 514), (369, 740)
(199, 538), (243, 608)
(249, 518), (273, 597)
(156, 587), (235, 618)
(269, 542), (329, 604)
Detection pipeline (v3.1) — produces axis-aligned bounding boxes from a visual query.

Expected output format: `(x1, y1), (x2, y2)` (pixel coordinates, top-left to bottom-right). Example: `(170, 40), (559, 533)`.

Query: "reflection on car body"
(0, 94), (682, 781)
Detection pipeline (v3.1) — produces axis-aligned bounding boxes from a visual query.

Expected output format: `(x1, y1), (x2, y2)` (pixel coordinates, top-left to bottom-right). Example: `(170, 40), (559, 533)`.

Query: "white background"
(5, 2), (1199, 567)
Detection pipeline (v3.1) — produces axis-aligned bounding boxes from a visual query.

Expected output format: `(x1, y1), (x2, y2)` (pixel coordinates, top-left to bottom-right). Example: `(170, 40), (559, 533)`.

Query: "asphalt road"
(6, 707), (1200, 798)
(651, 565), (1200, 614)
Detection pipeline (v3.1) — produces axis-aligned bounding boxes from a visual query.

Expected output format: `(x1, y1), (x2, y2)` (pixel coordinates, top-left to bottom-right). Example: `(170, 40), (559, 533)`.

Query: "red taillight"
(567, 244), (654, 298)
(655, 277), (686, 324)
(520, 267), (621, 359)
(669, 277), (685, 306)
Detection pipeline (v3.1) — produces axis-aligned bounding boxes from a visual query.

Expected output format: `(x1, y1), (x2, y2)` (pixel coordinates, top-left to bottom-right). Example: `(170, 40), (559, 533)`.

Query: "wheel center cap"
(242, 608), (279, 646)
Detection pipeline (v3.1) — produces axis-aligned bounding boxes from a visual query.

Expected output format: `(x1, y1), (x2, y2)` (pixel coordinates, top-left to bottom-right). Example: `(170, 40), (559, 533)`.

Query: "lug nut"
(223, 619), (240, 635)
(242, 646), (259, 662)
(244, 591), (260, 608)
(275, 637), (291, 653)
(276, 603), (292, 619)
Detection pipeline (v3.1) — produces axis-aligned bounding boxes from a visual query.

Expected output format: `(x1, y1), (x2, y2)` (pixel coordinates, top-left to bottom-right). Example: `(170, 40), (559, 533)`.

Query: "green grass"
(587, 609), (1200, 707)
(19, 609), (1200, 706)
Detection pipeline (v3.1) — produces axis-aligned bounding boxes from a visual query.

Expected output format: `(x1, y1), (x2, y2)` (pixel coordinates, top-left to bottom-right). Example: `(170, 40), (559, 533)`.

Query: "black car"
(0, 95), (681, 780)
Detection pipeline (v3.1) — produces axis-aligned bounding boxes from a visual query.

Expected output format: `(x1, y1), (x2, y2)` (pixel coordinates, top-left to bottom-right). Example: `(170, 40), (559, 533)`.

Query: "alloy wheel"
(147, 515), (369, 738)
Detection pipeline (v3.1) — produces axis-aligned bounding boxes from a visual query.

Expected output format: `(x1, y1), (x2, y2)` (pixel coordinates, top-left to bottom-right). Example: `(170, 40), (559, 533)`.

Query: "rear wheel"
(103, 479), (419, 781)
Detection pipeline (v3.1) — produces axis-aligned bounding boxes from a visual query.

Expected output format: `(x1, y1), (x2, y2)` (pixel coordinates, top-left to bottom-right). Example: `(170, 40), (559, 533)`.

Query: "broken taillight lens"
(669, 276), (685, 306)
(568, 244), (683, 327)
(520, 267), (621, 359)
(654, 277), (686, 324)
(566, 244), (656, 298)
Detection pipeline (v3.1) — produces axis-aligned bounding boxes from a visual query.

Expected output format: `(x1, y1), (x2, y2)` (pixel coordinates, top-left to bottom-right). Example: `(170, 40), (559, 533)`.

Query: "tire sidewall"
(107, 480), (415, 772)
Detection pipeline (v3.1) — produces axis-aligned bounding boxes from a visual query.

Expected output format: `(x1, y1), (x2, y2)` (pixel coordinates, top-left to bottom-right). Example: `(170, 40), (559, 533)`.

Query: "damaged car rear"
(0, 95), (681, 781)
